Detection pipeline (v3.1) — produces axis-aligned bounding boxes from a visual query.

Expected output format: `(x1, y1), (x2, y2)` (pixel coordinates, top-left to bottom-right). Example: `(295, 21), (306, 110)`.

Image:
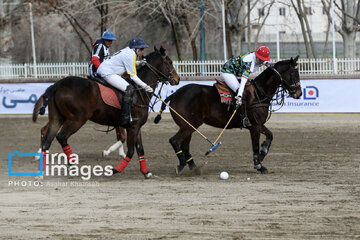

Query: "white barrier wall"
(1, 79), (360, 114)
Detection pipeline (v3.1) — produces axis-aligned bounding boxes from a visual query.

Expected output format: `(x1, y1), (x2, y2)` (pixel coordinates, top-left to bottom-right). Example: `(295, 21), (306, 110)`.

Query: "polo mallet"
(153, 93), (221, 154)
(205, 106), (239, 155)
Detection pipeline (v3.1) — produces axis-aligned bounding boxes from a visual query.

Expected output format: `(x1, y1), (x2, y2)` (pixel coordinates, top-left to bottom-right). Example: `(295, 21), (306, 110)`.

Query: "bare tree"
(290, 0), (317, 58)
(251, 1), (274, 50)
(322, 0), (360, 57)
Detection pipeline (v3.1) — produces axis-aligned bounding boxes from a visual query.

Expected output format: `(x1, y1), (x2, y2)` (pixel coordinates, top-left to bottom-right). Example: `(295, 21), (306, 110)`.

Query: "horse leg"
(116, 127), (126, 158)
(113, 126), (139, 174)
(134, 131), (153, 179)
(259, 125), (273, 163)
(102, 141), (122, 157)
(55, 120), (87, 164)
(35, 122), (49, 161)
(249, 127), (268, 173)
(169, 128), (193, 175)
(181, 135), (196, 170)
(102, 127), (126, 158)
(41, 121), (62, 171)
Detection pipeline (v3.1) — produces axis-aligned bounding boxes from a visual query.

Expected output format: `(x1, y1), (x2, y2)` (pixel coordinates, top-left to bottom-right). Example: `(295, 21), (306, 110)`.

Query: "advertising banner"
(1, 79), (360, 114)
(0, 83), (51, 114)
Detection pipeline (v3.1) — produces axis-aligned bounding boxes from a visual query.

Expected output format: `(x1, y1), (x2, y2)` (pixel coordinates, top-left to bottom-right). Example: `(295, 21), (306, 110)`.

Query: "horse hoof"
(112, 169), (119, 175)
(188, 162), (197, 170)
(144, 172), (153, 179)
(102, 151), (107, 158)
(191, 166), (202, 176)
(257, 166), (268, 174)
(175, 165), (185, 176)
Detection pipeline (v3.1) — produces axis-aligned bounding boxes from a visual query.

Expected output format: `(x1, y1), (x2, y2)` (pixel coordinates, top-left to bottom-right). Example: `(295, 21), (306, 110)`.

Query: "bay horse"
(32, 46), (179, 178)
(154, 56), (302, 174)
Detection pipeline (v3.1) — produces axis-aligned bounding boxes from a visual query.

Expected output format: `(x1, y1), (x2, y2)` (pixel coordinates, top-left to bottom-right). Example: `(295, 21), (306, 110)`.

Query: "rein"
(144, 62), (176, 84)
(248, 65), (291, 123)
(132, 61), (174, 110)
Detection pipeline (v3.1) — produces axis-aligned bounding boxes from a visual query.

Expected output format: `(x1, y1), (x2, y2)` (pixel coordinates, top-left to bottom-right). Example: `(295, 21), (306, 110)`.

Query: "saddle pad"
(96, 82), (121, 109)
(214, 79), (232, 105)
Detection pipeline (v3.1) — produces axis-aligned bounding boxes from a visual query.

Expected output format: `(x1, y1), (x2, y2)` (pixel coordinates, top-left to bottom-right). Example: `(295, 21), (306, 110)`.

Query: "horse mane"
(254, 59), (291, 82)
(144, 50), (159, 61)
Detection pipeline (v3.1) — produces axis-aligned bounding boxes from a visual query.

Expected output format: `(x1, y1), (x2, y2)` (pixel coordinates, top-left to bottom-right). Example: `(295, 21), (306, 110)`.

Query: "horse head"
(141, 46), (180, 86)
(273, 56), (302, 99)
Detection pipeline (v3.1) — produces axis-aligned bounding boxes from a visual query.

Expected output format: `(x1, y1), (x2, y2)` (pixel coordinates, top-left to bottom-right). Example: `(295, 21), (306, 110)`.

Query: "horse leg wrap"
(253, 154), (262, 170)
(114, 156), (131, 173)
(38, 151), (47, 172)
(185, 153), (196, 169)
(138, 155), (149, 174)
(62, 145), (74, 164)
(260, 139), (272, 156)
(175, 149), (187, 167)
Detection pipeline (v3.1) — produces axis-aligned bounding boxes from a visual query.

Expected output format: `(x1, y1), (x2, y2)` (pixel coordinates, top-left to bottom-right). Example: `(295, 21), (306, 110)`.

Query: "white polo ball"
(220, 171), (229, 180)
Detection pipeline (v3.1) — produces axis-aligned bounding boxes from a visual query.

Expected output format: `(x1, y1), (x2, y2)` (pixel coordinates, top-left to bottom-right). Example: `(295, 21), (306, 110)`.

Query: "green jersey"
(221, 52), (255, 78)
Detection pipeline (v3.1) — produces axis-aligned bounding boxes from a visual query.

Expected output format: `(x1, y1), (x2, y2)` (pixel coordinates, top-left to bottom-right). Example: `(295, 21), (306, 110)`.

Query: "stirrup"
(120, 115), (138, 127)
(242, 116), (251, 127)
(129, 115), (138, 123)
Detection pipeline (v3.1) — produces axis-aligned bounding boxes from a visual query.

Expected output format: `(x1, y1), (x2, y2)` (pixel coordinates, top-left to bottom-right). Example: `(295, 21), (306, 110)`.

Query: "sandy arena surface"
(0, 113), (359, 239)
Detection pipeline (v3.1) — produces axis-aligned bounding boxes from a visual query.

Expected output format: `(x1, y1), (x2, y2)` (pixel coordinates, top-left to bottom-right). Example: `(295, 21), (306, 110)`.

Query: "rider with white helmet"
(97, 37), (153, 126)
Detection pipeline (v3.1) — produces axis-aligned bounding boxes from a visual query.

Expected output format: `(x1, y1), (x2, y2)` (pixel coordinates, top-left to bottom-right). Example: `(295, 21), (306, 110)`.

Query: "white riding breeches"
(103, 74), (129, 92)
(220, 72), (246, 97)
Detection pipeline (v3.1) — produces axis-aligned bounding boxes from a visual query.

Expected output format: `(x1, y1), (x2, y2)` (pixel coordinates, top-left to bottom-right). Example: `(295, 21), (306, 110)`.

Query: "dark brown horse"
(154, 56), (302, 174)
(32, 46), (179, 178)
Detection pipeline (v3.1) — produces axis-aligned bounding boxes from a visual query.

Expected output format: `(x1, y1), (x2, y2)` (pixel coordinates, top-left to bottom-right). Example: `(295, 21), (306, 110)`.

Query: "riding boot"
(120, 85), (138, 127)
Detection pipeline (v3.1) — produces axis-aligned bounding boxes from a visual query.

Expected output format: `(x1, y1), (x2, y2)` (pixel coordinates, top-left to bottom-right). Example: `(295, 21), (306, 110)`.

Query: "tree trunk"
(183, 13), (198, 60)
(322, 21), (330, 57)
(300, 0), (317, 58)
(341, 31), (356, 57)
(291, 0), (311, 58)
(225, 8), (233, 58)
(339, 0), (358, 58)
(247, 0), (251, 51)
(169, 17), (182, 61)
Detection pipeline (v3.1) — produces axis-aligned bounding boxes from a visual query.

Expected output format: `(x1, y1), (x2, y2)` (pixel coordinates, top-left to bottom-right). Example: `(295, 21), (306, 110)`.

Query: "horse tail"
(154, 94), (173, 124)
(32, 94), (44, 122)
(32, 84), (58, 122)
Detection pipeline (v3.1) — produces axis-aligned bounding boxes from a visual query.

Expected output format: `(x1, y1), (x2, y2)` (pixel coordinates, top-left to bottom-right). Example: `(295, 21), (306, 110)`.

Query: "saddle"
(213, 79), (254, 107)
(88, 75), (134, 110)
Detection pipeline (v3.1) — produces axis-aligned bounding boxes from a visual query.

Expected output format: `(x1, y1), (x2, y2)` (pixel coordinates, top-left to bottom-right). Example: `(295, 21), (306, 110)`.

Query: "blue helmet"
(129, 37), (149, 49)
(102, 30), (116, 41)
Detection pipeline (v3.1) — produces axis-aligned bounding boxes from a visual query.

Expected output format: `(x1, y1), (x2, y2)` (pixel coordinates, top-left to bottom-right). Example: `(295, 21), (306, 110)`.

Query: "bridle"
(270, 65), (300, 95)
(144, 55), (177, 85)
(133, 53), (178, 109)
(251, 63), (300, 108)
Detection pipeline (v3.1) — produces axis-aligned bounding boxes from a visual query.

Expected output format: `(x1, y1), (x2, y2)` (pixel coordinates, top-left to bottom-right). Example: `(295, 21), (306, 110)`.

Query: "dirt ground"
(0, 113), (359, 240)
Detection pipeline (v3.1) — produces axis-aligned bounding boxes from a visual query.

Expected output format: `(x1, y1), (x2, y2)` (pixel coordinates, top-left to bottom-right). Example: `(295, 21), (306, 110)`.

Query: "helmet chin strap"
(132, 48), (138, 54)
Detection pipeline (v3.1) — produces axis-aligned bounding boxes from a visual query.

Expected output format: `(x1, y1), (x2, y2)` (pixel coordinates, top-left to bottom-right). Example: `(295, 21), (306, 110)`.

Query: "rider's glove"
(139, 59), (147, 66)
(235, 96), (242, 107)
(265, 62), (275, 67)
(144, 85), (153, 93)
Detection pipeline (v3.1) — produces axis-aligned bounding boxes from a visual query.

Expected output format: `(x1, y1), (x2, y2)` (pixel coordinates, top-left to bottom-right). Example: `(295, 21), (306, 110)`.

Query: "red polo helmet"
(255, 45), (270, 61)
